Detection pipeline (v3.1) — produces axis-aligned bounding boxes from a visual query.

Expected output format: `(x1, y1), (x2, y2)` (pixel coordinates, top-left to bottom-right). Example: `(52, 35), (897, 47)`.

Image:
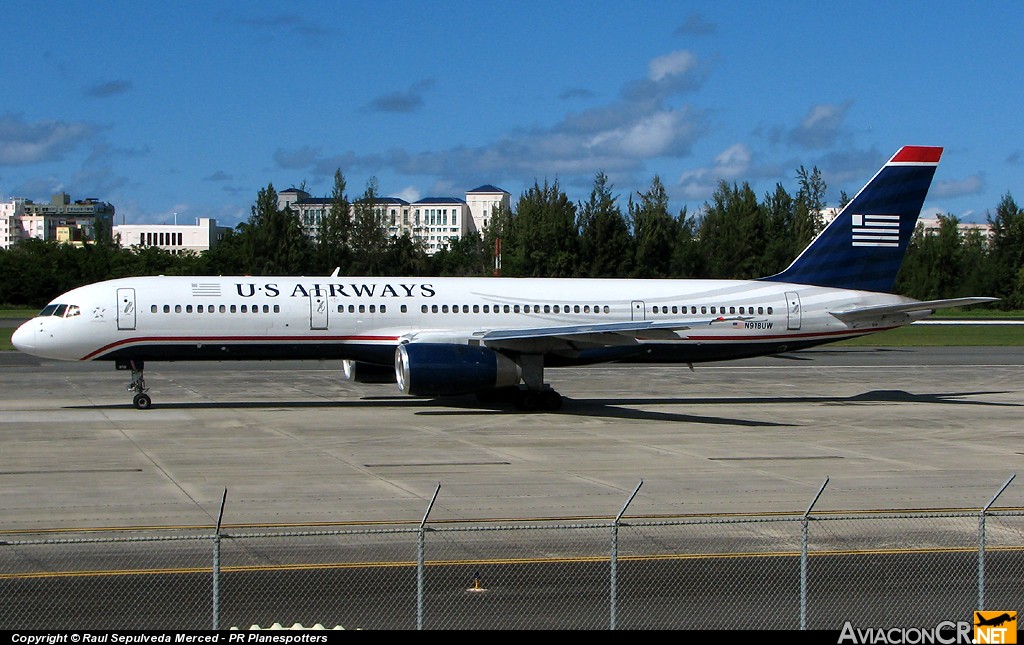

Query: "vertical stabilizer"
(761, 146), (942, 292)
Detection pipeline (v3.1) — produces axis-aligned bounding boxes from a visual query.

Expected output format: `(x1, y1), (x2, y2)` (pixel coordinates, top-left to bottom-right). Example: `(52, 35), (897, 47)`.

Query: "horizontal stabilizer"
(829, 297), (999, 322)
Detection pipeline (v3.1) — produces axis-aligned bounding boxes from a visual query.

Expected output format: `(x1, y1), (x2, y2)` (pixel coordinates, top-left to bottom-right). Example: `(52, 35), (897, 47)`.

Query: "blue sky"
(3, 1), (1021, 228)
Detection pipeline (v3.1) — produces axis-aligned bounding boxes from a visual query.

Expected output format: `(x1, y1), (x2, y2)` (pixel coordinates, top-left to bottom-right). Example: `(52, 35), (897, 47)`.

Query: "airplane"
(11, 145), (996, 411)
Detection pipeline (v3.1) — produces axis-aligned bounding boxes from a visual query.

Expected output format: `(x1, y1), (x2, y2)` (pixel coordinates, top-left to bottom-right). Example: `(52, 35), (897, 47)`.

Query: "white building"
(279, 184), (510, 254)
(113, 218), (232, 254)
(0, 193), (115, 249)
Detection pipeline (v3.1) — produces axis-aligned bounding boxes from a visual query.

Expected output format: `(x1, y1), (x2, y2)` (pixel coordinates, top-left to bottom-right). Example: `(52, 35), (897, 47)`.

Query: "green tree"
(986, 193), (1024, 308)
(577, 171), (632, 277)
(794, 165), (826, 247)
(697, 180), (763, 279)
(510, 179), (578, 277)
(317, 169), (352, 275)
(629, 175), (676, 278)
(349, 177), (390, 275)
(668, 206), (704, 278)
(431, 231), (488, 276)
(761, 183), (797, 275)
(243, 183), (313, 275)
(481, 201), (512, 277)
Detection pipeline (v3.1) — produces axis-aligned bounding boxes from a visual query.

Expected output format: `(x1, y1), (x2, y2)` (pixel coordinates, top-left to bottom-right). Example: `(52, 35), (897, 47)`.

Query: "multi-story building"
(113, 217), (232, 254)
(278, 184), (510, 254)
(0, 193), (115, 249)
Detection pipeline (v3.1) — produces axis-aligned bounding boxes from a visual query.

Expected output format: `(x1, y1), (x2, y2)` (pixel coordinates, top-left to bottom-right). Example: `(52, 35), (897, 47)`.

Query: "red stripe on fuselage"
(80, 335), (400, 360)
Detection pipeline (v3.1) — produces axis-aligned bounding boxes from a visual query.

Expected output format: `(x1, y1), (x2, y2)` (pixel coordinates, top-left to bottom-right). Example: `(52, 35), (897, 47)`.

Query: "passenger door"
(116, 288), (136, 331)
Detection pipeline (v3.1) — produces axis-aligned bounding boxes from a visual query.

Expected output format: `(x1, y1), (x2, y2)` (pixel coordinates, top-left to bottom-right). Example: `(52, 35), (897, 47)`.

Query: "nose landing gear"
(117, 359), (152, 410)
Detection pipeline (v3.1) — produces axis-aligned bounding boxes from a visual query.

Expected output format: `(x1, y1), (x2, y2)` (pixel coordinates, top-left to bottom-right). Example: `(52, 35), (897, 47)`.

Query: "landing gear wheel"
(133, 393), (152, 410)
(516, 390), (539, 411)
(540, 390), (563, 411)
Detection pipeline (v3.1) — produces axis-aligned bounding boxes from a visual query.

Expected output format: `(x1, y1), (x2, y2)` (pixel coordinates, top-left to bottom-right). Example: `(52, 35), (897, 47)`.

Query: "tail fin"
(761, 145), (942, 292)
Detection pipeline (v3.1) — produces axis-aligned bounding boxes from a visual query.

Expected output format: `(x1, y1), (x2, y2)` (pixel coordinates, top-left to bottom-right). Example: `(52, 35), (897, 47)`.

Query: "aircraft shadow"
(71, 388), (1016, 426)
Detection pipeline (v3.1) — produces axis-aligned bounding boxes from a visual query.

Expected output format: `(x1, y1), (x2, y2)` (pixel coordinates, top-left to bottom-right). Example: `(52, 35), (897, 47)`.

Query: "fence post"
(212, 488), (227, 630)
(978, 474), (1015, 610)
(610, 480), (642, 631)
(417, 483), (441, 631)
(801, 477), (829, 631)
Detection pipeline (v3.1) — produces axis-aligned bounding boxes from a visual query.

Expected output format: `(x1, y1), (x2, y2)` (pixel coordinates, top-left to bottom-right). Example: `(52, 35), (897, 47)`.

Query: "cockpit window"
(53, 304), (69, 317)
(39, 304), (59, 316)
(65, 305), (81, 317)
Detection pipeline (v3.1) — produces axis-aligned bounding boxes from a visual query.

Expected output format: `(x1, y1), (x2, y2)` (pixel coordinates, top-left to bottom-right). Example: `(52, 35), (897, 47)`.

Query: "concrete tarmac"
(1, 346), (1022, 533)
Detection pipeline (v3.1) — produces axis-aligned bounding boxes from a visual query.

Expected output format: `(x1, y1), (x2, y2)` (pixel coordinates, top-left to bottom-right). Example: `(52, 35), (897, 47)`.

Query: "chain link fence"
(2, 490), (1022, 630)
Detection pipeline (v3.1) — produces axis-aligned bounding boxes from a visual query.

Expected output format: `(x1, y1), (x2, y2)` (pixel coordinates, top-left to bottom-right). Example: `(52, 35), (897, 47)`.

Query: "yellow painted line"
(4, 545), (1023, 581)
(4, 507), (1022, 536)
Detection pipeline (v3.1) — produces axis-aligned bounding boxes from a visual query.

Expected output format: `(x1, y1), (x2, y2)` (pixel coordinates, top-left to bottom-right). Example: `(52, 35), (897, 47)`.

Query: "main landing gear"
(475, 353), (563, 411)
(117, 359), (152, 410)
(516, 387), (563, 412)
(515, 353), (563, 411)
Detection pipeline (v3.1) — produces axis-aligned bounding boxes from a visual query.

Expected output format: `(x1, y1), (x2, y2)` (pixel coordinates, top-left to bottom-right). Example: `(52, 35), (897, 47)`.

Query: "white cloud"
(648, 51), (697, 82)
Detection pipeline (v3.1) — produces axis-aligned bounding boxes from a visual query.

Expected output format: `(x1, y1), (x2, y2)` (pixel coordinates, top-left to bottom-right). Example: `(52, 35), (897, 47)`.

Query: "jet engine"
(395, 343), (522, 396)
(341, 359), (397, 384)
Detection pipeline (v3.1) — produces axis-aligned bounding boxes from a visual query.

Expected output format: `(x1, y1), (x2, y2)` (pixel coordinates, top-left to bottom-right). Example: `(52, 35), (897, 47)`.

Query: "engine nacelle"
(396, 343), (521, 396)
(341, 359), (397, 384)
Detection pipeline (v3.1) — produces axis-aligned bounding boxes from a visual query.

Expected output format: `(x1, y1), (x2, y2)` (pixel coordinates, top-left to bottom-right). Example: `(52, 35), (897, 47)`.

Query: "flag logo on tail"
(852, 214), (901, 247)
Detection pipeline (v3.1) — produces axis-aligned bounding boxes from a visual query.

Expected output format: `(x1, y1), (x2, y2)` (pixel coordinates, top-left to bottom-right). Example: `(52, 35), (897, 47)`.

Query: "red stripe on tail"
(891, 146), (943, 163)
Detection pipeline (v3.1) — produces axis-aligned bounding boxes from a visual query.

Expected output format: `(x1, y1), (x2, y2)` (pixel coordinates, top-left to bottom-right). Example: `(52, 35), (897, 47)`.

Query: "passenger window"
(369, 305), (376, 313)
(380, 305), (387, 313)
(544, 305), (551, 314)
(164, 305), (171, 313)
(603, 305), (610, 314)
(463, 305), (469, 313)
(240, 305), (247, 313)
(273, 305), (280, 313)
(401, 305), (407, 313)
(584, 305), (590, 314)
(230, 305), (236, 313)
(504, 305), (510, 313)
(359, 305), (366, 313)
(553, 305), (560, 314)
(700, 306), (707, 314)
(151, 305), (158, 313)
(730, 307), (736, 314)
(473, 305), (480, 313)
(514, 305), (520, 313)
(186, 305), (193, 313)
(767, 307), (774, 314)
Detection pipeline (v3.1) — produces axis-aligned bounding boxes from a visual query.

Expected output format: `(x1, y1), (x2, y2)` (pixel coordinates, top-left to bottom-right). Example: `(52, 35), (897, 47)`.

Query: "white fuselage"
(12, 275), (920, 367)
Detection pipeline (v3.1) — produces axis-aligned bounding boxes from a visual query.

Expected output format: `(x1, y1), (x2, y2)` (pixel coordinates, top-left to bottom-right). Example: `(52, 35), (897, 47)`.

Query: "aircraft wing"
(829, 297), (999, 322)
(479, 316), (750, 351)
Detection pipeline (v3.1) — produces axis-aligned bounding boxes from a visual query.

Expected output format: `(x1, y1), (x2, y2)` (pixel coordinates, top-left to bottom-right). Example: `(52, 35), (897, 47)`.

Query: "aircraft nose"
(11, 320), (35, 353)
